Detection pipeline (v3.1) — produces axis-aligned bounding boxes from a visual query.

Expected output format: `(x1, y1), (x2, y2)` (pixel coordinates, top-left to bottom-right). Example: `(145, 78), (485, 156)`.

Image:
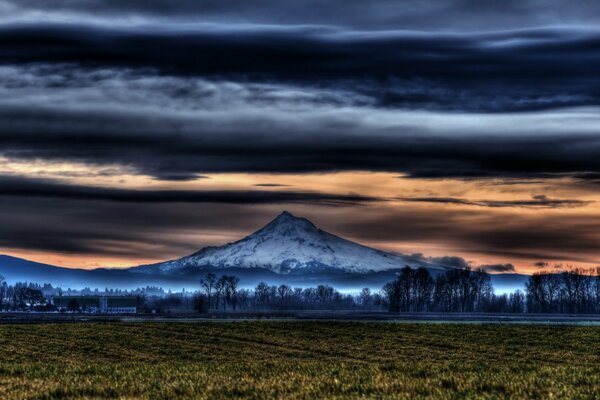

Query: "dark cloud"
(0, 176), (378, 206)
(430, 256), (471, 270)
(570, 172), (600, 183)
(398, 195), (591, 208)
(0, 24), (600, 111)
(0, 25), (598, 180)
(1, 103), (599, 181)
(410, 254), (471, 269)
(478, 263), (516, 273)
(254, 184), (292, 187)
(406, 255), (530, 273)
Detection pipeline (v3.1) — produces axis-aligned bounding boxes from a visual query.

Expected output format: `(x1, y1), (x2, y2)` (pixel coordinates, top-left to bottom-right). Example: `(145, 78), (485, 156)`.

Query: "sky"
(0, 1), (599, 274)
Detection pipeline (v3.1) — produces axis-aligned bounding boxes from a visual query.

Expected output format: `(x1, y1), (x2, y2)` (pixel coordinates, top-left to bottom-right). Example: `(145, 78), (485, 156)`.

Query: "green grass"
(0, 322), (598, 399)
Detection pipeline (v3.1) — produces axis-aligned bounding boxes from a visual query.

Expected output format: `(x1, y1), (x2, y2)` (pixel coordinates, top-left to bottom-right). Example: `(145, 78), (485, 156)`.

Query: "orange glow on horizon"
(1, 161), (598, 275)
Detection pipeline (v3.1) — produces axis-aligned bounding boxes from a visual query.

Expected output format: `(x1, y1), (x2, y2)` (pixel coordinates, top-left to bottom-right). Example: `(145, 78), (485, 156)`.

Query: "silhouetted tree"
(359, 288), (372, 307)
(277, 284), (292, 306)
(413, 267), (434, 312)
(200, 273), (217, 310)
(223, 275), (239, 310)
(214, 276), (228, 310)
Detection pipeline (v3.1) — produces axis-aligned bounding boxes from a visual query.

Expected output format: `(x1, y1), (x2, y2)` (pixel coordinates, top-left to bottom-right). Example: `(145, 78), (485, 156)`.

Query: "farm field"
(0, 321), (598, 399)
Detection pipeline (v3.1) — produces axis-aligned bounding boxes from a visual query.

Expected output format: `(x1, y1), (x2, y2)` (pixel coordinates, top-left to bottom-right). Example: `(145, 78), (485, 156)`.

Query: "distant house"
(53, 296), (137, 314)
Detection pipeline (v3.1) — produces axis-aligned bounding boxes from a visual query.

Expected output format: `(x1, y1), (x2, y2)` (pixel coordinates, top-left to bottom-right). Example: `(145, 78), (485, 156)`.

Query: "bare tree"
(237, 289), (251, 310)
(316, 285), (334, 305)
(200, 273), (217, 310)
(254, 282), (273, 307)
(224, 275), (240, 310)
(359, 288), (372, 307)
(277, 284), (292, 306)
(214, 276), (227, 310)
(413, 268), (434, 312)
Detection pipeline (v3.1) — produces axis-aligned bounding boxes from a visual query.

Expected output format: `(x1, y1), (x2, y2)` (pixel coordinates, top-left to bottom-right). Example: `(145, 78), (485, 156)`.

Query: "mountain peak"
(273, 210), (312, 224)
(143, 211), (447, 274)
(263, 211), (317, 235)
(276, 210), (296, 219)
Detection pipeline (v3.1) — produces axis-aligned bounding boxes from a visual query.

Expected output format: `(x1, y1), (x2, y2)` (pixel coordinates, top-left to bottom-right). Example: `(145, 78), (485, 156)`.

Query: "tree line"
(2, 267), (599, 313)
(193, 268), (600, 314)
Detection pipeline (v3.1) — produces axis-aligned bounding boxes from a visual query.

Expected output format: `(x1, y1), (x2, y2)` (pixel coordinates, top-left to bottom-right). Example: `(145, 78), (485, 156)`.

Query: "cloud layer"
(0, 24), (599, 180)
(1, 24), (600, 112)
(0, 175), (378, 206)
(0, 68), (599, 180)
(0, 25), (598, 181)
(4, 1), (600, 31)
(0, 8), (599, 271)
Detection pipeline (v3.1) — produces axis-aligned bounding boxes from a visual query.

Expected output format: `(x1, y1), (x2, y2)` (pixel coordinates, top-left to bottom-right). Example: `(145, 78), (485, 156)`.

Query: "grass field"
(0, 322), (598, 399)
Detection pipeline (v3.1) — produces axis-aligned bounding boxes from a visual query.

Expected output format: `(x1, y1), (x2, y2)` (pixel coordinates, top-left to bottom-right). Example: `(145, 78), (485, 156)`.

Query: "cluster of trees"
(380, 267), (600, 314)
(199, 274), (240, 310)
(381, 267), (496, 312)
(526, 268), (600, 313)
(249, 282), (357, 310)
(0, 278), (47, 311)
(197, 273), (359, 311)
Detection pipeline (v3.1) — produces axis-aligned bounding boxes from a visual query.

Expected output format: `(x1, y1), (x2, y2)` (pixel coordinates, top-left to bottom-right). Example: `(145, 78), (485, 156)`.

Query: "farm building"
(53, 296), (137, 314)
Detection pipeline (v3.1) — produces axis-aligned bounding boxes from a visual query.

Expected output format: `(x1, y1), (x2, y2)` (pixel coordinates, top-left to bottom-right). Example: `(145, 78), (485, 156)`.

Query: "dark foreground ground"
(0, 321), (598, 399)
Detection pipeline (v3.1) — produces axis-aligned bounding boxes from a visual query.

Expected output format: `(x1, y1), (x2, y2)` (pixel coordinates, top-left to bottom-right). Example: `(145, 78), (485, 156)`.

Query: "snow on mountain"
(137, 211), (446, 274)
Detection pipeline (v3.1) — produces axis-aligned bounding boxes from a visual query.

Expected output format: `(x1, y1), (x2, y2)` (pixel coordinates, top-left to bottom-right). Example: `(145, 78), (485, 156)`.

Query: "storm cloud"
(0, 24), (599, 180)
(0, 24), (599, 112)
(1, 102), (599, 181)
(0, 24), (598, 180)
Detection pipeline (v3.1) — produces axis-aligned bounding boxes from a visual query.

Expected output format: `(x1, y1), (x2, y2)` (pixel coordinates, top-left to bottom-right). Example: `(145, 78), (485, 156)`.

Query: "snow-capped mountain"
(135, 211), (446, 274)
(0, 212), (530, 291)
